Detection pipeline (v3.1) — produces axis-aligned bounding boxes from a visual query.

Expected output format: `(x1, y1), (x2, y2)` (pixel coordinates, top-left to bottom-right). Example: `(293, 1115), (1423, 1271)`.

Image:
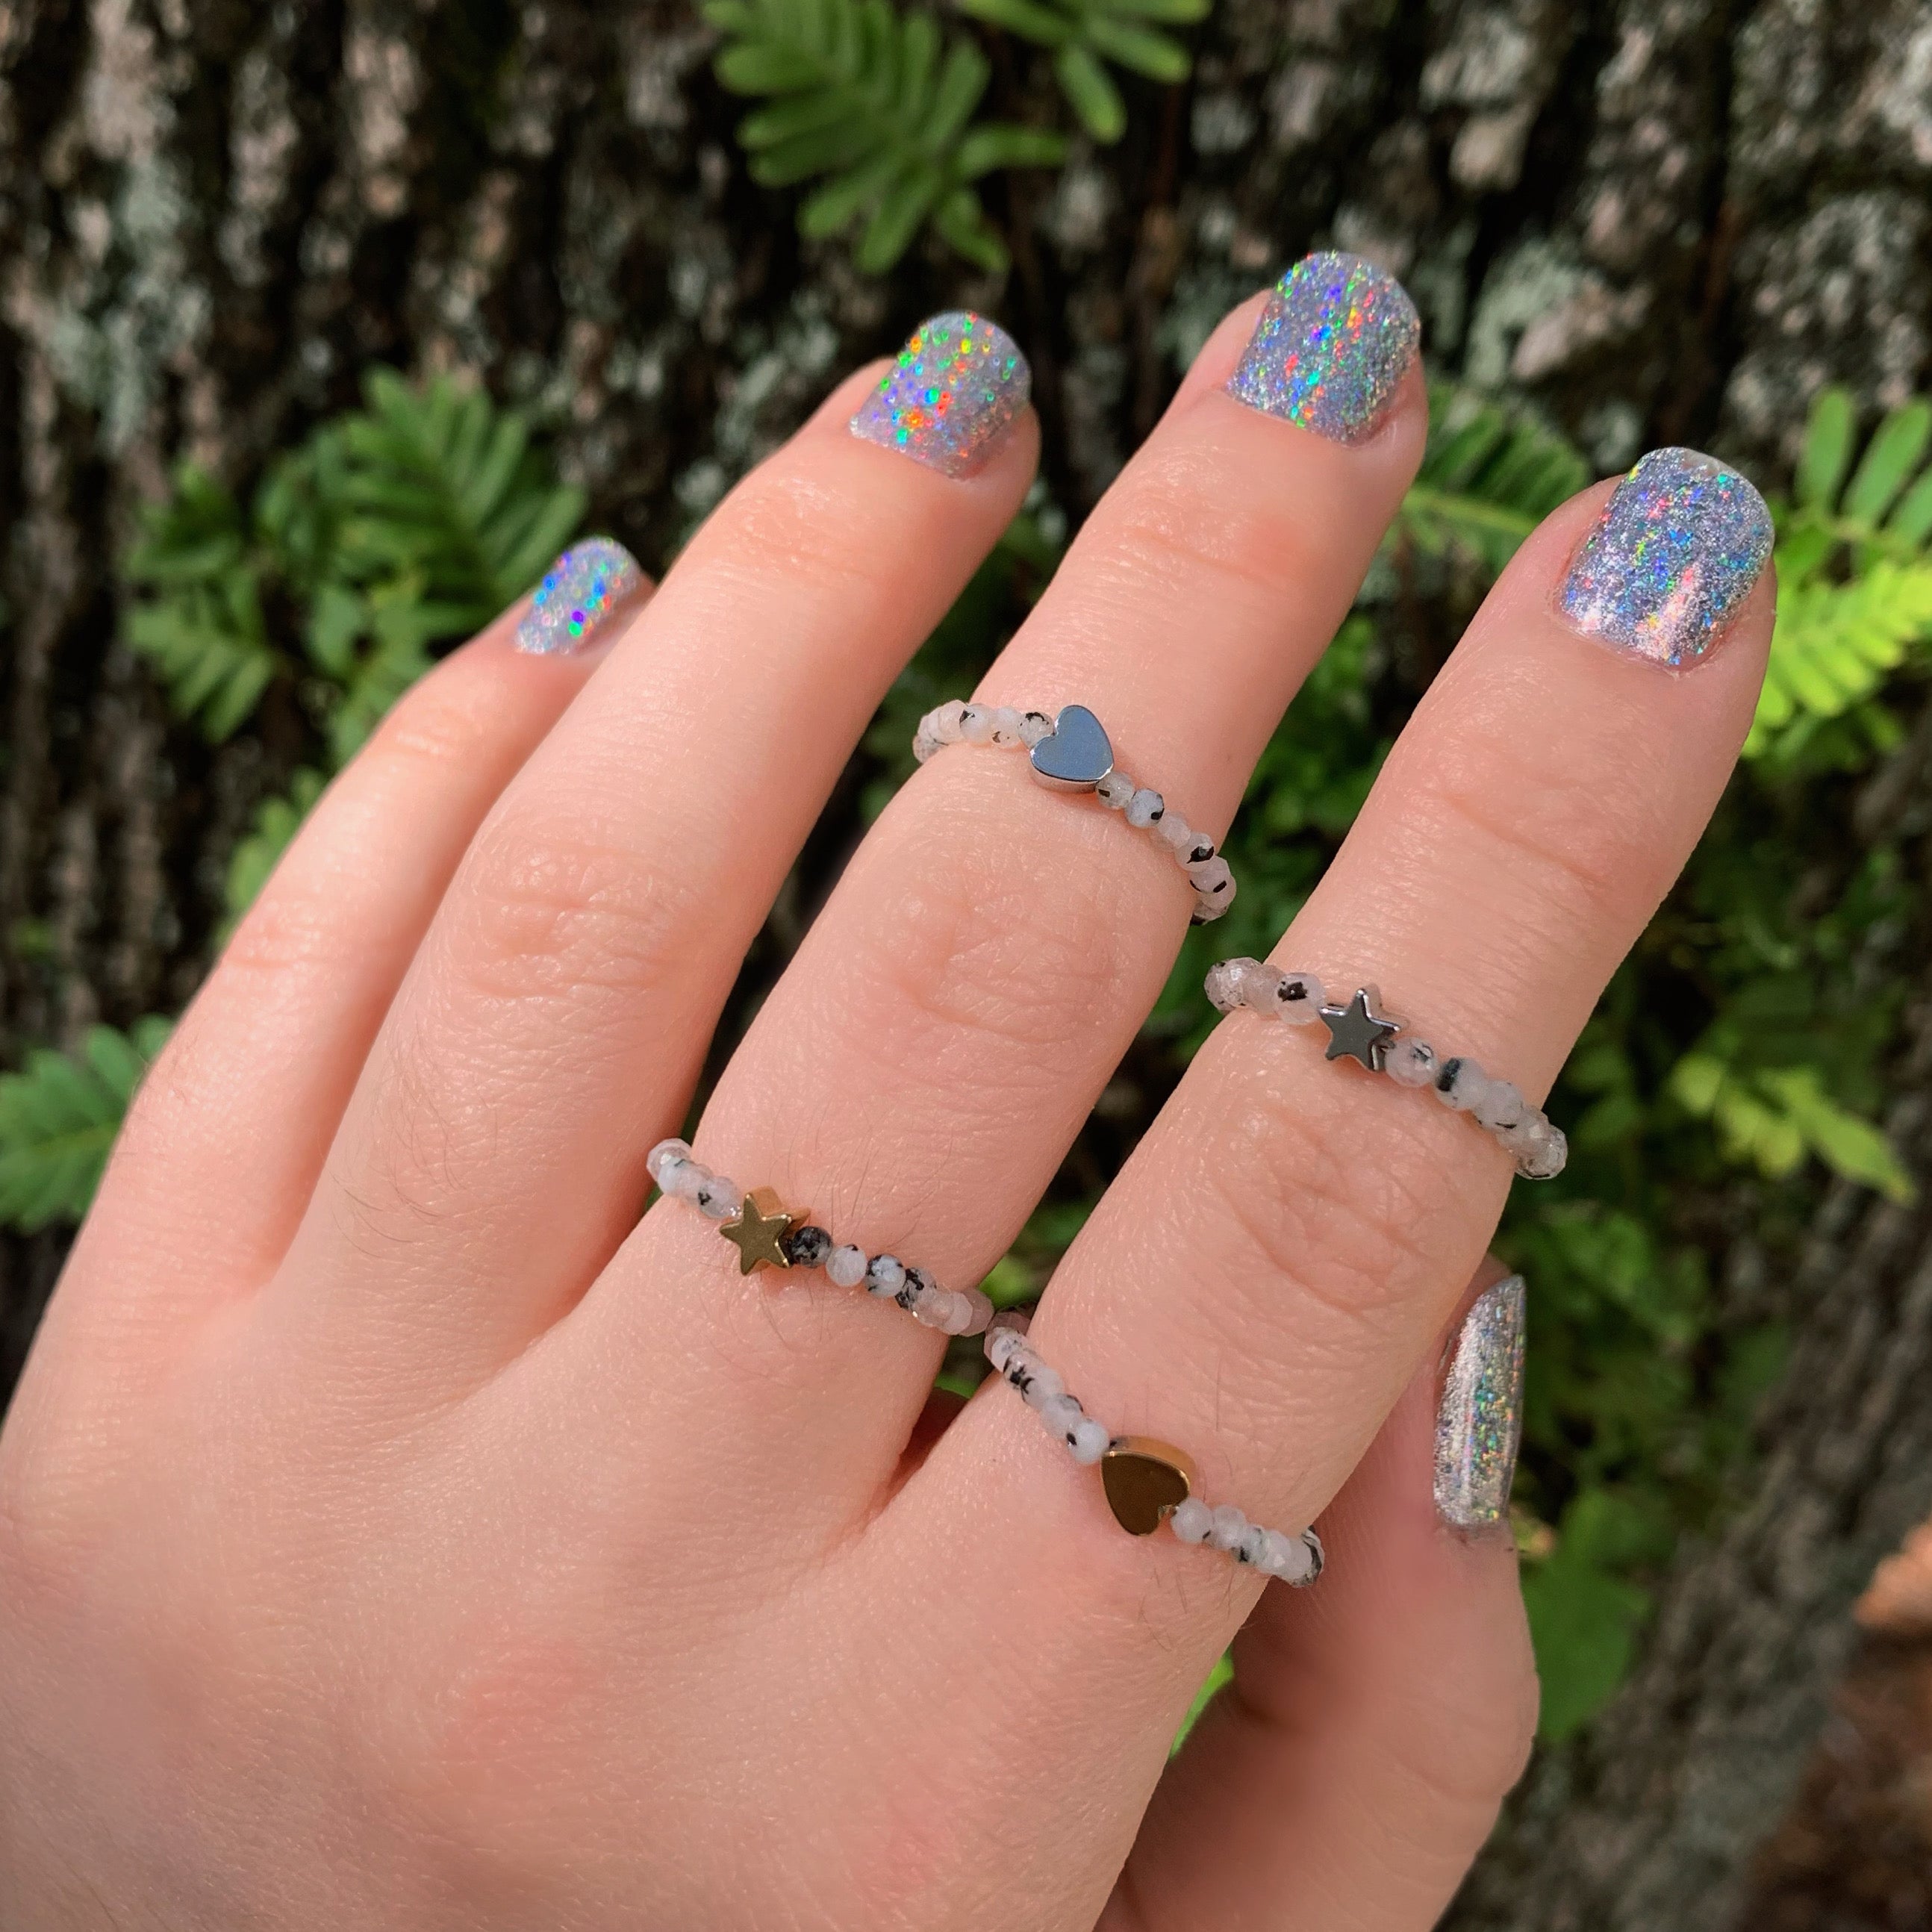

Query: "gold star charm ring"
(719, 1186), (804, 1274)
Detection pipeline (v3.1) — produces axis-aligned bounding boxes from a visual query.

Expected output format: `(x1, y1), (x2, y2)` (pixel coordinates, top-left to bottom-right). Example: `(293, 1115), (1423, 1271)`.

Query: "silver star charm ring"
(1318, 986), (1402, 1072)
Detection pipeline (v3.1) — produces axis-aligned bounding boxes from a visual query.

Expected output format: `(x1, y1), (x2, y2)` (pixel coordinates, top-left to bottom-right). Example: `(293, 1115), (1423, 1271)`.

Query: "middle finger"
(572, 254), (1427, 1524)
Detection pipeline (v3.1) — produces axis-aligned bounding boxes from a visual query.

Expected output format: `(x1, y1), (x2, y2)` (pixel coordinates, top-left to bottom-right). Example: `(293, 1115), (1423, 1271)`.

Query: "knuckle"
(1196, 1053), (1486, 1340)
(445, 813), (705, 1018)
(711, 464), (896, 606)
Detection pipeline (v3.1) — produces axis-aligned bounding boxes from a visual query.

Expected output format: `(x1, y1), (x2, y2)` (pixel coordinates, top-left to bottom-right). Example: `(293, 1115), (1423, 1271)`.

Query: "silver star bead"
(1319, 986), (1401, 1071)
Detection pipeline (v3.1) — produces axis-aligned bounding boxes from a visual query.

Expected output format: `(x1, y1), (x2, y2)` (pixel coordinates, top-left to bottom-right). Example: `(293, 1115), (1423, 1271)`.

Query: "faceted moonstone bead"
(1159, 811), (1194, 851)
(959, 1288), (995, 1335)
(960, 703), (996, 744)
(1068, 1418), (1110, 1464)
(1210, 1503), (1249, 1551)
(1097, 772), (1134, 808)
(1384, 1037), (1438, 1087)
(1434, 1057), (1490, 1112)
(695, 1176), (741, 1218)
(987, 705), (1026, 746)
(1236, 1524), (1271, 1567)
(1019, 710), (1054, 747)
(647, 1138), (692, 1185)
(1203, 959), (1256, 1013)
(1020, 1363), (1065, 1408)
(784, 1225), (833, 1269)
(1126, 788), (1164, 828)
(1188, 856), (1233, 897)
(1472, 1079), (1527, 1131)
(1274, 970), (1324, 1020)
(865, 1254), (906, 1298)
(1171, 1498), (1214, 1544)
(1038, 1394), (1084, 1439)
(826, 1244), (868, 1288)
(1265, 1530), (1316, 1584)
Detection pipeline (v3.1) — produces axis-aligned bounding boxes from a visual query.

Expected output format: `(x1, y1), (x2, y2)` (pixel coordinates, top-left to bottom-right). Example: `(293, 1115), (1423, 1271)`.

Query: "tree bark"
(2, 0), (1931, 1920)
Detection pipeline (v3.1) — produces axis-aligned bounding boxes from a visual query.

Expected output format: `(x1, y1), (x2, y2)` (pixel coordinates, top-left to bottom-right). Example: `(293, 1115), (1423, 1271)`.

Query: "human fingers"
(871, 447), (1773, 1920)
(272, 320), (1038, 1386)
(1106, 1267), (1536, 1932)
(569, 255), (1426, 1524)
(63, 564), (646, 1327)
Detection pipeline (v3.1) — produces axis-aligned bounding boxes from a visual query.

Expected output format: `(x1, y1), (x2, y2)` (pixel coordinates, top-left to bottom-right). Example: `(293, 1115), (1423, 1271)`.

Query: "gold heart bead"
(1100, 1437), (1198, 1536)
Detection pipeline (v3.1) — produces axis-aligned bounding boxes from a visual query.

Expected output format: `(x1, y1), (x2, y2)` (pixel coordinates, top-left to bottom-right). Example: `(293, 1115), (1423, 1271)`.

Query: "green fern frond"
(122, 467), (285, 743)
(1670, 1050), (1915, 1203)
(336, 370), (586, 624)
(225, 768), (327, 927)
(961, 0), (1208, 142)
(0, 1018), (173, 1232)
(705, 0), (1064, 271)
(1745, 561), (1932, 756)
(1746, 388), (1932, 758)
(1391, 384), (1592, 579)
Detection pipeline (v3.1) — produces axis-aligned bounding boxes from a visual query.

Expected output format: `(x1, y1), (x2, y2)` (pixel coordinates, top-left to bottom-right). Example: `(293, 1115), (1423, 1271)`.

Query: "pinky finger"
(83, 558), (649, 1304)
(1104, 1264), (1538, 1932)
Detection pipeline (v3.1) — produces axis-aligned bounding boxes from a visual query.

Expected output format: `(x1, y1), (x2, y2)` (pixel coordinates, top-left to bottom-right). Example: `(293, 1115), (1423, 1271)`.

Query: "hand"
(0, 264), (1774, 1930)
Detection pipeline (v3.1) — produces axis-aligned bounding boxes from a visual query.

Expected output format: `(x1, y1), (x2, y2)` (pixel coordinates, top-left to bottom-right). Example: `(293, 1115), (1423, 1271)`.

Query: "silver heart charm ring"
(910, 699), (1237, 924)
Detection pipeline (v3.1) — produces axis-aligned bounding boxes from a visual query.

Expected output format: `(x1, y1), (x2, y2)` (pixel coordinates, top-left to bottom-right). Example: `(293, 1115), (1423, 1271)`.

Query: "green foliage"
(1391, 384), (1592, 579)
(703, 0), (1065, 272)
(1748, 388), (1932, 760)
(959, 0), (1210, 143)
(121, 370), (583, 917)
(0, 1019), (173, 1232)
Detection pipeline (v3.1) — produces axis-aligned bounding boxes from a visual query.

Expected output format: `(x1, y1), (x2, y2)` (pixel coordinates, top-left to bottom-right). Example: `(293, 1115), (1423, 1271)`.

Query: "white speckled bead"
(1434, 1057), (1490, 1112)
(865, 1254), (906, 1298)
(826, 1244), (867, 1289)
(1384, 1036), (1439, 1088)
(1210, 1503), (1249, 1551)
(1159, 811), (1194, 852)
(960, 702), (996, 745)
(1472, 1079), (1527, 1132)
(959, 1288), (995, 1335)
(1068, 1417), (1110, 1463)
(1263, 1529), (1317, 1584)
(646, 1138), (691, 1185)
(1039, 1393), (1085, 1438)
(1126, 788), (1164, 829)
(1188, 855), (1233, 899)
(1171, 1497), (1214, 1544)
(1018, 709), (1054, 747)
(1203, 959), (1251, 1013)
(1020, 1362), (1066, 1408)
(1236, 1524), (1271, 1567)
(1274, 970), (1324, 1020)
(987, 705), (1027, 747)
(695, 1176), (741, 1219)
(1097, 771), (1134, 808)
(1508, 1118), (1568, 1180)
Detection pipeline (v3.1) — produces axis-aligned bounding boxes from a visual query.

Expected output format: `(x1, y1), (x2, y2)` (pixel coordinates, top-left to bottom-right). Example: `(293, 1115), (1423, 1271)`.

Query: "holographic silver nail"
(1225, 250), (1421, 443)
(850, 311), (1030, 479)
(1435, 1274), (1525, 1533)
(515, 538), (645, 655)
(1558, 447), (1774, 668)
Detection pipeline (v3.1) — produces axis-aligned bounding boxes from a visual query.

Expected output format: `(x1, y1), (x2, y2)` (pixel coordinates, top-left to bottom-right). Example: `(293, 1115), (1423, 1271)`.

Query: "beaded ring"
(649, 1141), (995, 1336)
(986, 1312), (1325, 1586)
(1204, 960), (1568, 1180)
(913, 701), (1236, 923)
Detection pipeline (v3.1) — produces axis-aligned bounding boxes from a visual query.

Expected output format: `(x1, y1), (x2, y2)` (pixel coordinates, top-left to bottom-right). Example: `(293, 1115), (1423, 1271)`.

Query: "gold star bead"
(719, 1186), (801, 1274)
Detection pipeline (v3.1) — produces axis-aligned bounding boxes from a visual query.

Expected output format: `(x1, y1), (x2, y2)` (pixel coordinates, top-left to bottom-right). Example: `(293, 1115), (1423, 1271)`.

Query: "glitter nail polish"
(849, 311), (1031, 479)
(1225, 250), (1421, 443)
(515, 537), (645, 655)
(1435, 1274), (1525, 1533)
(1558, 447), (1774, 668)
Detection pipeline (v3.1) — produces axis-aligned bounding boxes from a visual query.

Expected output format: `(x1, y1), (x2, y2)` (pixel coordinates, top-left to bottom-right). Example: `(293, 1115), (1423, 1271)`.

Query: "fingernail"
(1558, 448), (1774, 668)
(515, 538), (646, 655)
(849, 311), (1030, 479)
(1225, 250), (1420, 443)
(1435, 1274), (1525, 1533)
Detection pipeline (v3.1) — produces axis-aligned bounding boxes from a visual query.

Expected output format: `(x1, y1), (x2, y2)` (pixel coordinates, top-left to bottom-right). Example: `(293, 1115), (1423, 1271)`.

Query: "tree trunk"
(2, 0), (1929, 1920)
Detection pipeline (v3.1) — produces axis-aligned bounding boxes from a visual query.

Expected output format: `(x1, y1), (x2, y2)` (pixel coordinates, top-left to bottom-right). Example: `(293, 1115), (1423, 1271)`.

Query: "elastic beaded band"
(1204, 960), (1568, 1180)
(649, 1141), (995, 1336)
(985, 1312), (1324, 1586)
(913, 700), (1236, 923)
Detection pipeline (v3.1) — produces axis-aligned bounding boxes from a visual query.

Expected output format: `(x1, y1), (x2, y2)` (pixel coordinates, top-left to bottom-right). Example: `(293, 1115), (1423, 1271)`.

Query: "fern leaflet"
(704, 0), (1064, 271)
(0, 1018), (173, 1233)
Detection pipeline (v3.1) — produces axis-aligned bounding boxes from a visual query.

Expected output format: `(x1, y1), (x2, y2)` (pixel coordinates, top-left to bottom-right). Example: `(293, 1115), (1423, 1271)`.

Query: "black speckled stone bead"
(783, 1224), (833, 1268)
